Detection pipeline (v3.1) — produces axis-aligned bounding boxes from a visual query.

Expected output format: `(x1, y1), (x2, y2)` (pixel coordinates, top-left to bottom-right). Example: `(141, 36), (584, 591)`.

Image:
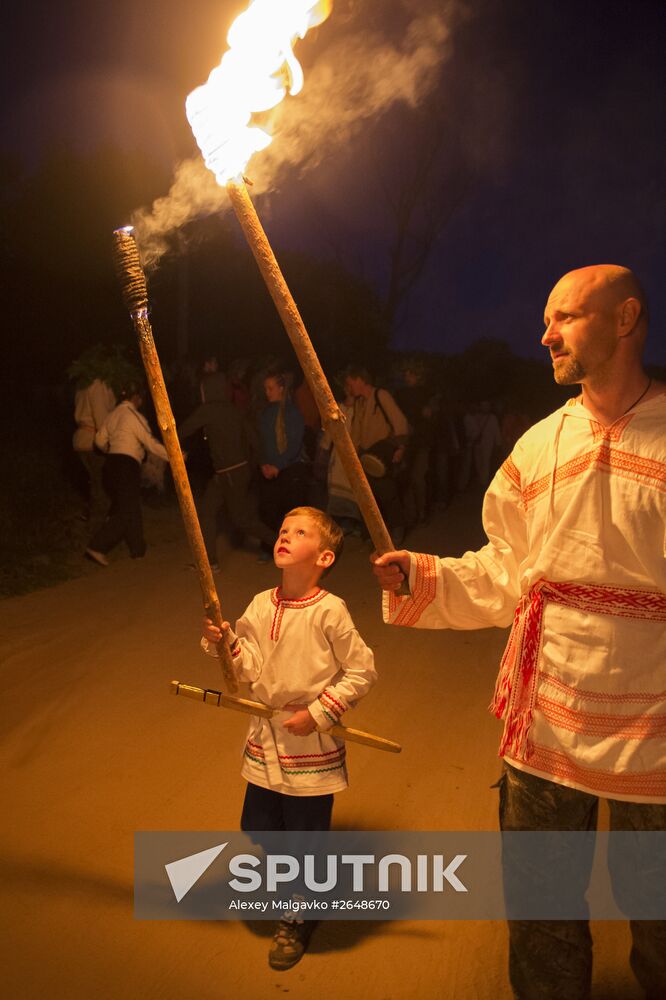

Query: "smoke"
(132, 3), (453, 270)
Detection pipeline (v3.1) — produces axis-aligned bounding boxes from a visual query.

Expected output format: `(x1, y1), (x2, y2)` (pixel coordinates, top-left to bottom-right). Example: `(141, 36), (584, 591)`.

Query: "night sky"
(2, 0), (664, 365)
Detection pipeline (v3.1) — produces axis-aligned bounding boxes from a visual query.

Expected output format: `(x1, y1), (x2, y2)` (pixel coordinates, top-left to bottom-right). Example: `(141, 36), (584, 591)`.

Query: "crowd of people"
(73, 350), (532, 567)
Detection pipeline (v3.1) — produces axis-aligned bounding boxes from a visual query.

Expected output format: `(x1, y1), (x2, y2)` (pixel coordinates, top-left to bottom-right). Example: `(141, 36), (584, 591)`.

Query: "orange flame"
(186, 0), (332, 185)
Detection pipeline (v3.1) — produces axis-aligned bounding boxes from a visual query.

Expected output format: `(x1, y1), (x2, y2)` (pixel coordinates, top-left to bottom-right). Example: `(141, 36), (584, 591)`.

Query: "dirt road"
(1, 498), (641, 999)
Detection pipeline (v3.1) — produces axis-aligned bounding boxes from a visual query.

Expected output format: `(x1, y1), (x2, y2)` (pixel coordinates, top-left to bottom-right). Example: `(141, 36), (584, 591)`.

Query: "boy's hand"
(202, 617), (230, 643)
(283, 708), (317, 737)
(371, 550), (411, 592)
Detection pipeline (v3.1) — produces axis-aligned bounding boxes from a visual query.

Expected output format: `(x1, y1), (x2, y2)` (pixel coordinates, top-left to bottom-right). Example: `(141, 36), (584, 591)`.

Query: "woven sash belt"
(489, 579), (666, 760)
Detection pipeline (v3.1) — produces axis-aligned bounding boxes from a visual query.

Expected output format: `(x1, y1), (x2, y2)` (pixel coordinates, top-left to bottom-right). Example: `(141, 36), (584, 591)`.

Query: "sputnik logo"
(165, 843), (228, 902)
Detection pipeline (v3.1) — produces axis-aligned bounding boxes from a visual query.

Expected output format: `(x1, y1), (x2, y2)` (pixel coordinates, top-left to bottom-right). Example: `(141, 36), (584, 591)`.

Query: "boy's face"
(274, 515), (334, 573)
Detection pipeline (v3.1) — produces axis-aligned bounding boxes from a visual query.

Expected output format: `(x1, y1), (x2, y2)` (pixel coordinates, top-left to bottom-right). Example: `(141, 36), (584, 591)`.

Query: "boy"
(202, 506), (377, 970)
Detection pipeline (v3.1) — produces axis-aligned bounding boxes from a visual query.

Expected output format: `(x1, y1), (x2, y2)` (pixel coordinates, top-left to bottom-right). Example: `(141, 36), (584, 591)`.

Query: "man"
(86, 382), (169, 564)
(72, 376), (116, 522)
(327, 366), (409, 541)
(372, 265), (666, 999)
(178, 371), (275, 570)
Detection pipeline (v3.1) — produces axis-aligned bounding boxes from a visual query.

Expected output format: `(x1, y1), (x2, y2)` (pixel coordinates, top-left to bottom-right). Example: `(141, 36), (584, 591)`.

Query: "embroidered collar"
(271, 587), (327, 609)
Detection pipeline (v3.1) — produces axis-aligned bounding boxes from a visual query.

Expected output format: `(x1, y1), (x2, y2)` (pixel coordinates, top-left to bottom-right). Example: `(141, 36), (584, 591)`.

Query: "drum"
(360, 438), (395, 478)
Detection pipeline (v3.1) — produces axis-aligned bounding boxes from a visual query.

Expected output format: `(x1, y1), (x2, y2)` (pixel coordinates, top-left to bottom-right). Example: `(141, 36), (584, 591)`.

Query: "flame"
(186, 0), (332, 186)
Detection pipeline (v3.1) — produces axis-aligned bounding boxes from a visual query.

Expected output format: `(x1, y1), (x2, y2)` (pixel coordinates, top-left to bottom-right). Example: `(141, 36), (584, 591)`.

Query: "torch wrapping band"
(112, 227), (238, 693)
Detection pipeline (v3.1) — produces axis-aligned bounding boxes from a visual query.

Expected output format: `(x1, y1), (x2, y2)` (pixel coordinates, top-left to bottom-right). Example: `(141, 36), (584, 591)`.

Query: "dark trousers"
(200, 464), (275, 562)
(240, 783), (333, 832)
(89, 454), (145, 558)
(368, 474), (405, 534)
(259, 463), (311, 532)
(76, 449), (107, 520)
(499, 762), (666, 1000)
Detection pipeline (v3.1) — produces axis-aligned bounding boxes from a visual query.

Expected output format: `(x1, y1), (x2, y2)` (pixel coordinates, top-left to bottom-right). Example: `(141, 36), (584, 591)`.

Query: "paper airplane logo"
(165, 842), (228, 902)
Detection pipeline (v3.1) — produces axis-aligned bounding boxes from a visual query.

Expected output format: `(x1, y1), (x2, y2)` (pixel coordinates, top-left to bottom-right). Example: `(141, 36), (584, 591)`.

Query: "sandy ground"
(1, 496), (643, 1000)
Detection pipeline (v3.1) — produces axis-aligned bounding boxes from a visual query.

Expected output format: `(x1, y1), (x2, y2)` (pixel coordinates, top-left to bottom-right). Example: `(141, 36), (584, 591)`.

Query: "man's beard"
(553, 355), (585, 385)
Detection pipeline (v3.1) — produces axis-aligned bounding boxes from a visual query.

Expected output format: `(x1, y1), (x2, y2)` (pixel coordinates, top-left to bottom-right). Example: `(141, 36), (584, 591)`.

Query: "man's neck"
(580, 370), (655, 425)
(279, 567), (324, 601)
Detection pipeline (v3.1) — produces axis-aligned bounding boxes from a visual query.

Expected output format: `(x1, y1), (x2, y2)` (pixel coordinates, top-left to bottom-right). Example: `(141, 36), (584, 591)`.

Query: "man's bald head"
(553, 265), (649, 333)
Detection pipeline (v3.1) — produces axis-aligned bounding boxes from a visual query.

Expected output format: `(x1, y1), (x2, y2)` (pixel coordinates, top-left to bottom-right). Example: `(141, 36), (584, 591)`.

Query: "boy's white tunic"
(384, 395), (666, 802)
(205, 588), (376, 795)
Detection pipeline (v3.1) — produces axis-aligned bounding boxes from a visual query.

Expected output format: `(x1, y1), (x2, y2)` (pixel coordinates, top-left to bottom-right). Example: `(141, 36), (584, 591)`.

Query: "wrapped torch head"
(112, 227), (149, 316)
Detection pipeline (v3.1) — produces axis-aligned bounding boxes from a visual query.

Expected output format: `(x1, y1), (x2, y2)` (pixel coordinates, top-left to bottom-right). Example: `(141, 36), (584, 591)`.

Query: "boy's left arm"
(307, 623), (377, 732)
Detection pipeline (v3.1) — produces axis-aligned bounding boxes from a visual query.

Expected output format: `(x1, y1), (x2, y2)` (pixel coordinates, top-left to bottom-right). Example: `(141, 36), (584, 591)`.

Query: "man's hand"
(202, 617), (230, 643)
(283, 708), (317, 737)
(261, 464), (279, 479)
(371, 550), (411, 592)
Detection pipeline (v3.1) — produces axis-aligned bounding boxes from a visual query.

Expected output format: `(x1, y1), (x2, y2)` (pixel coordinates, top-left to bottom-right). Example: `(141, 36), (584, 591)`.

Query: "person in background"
(433, 392), (461, 508)
(228, 358), (252, 414)
(293, 373), (322, 462)
(457, 399), (502, 491)
(85, 381), (169, 566)
(500, 397), (532, 459)
(395, 361), (437, 525)
(72, 376), (116, 523)
(257, 371), (308, 554)
(332, 366), (409, 544)
(178, 371), (275, 570)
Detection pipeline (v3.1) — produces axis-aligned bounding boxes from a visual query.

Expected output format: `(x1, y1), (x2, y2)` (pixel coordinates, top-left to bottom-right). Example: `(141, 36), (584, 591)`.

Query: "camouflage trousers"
(498, 762), (666, 1000)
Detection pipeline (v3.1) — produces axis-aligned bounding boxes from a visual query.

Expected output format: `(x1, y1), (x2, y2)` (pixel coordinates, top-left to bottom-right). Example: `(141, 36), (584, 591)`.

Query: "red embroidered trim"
(319, 689), (346, 718)
(545, 581), (666, 621)
(269, 588), (327, 642)
(280, 746), (346, 773)
(387, 552), (438, 627)
(245, 739), (266, 759)
(590, 413), (634, 443)
(270, 587), (326, 608)
(279, 747), (345, 761)
(600, 445), (666, 491)
(270, 602), (285, 641)
(540, 670), (666, 705)
(490, 579), (666, 762)
(522, 443), (666, 507)
(536, 694), (666, 740)
(500, 456), (521, 490)
(523, 743), (666, 798)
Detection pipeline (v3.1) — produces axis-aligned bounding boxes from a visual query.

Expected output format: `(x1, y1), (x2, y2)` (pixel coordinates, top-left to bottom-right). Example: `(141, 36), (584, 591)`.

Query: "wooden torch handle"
(112, 228), (239, 693)
(225, 180), (408, 594)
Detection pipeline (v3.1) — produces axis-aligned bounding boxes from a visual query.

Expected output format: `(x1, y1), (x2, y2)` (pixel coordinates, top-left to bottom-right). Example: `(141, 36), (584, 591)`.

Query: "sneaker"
(85, 548), (109, 567)
(268, 919), (316, 971)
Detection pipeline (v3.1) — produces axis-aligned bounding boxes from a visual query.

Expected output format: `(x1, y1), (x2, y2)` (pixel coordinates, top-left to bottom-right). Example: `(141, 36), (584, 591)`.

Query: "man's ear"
(317, 548), (335, 569)
(618, 297), (642, 338)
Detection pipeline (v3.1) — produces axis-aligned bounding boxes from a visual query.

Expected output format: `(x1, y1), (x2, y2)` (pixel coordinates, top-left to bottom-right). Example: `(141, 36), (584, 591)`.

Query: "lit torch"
(186, 0), (403, 563)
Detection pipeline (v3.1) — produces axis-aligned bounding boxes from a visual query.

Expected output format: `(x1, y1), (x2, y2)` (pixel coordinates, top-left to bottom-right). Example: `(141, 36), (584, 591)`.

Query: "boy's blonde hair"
(283, 507), (344, 565)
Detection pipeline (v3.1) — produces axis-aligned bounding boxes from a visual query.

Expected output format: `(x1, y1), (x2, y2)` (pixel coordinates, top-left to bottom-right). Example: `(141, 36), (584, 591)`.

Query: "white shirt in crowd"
(95, 400), (169, 465)
(73, 379), (116, 452)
